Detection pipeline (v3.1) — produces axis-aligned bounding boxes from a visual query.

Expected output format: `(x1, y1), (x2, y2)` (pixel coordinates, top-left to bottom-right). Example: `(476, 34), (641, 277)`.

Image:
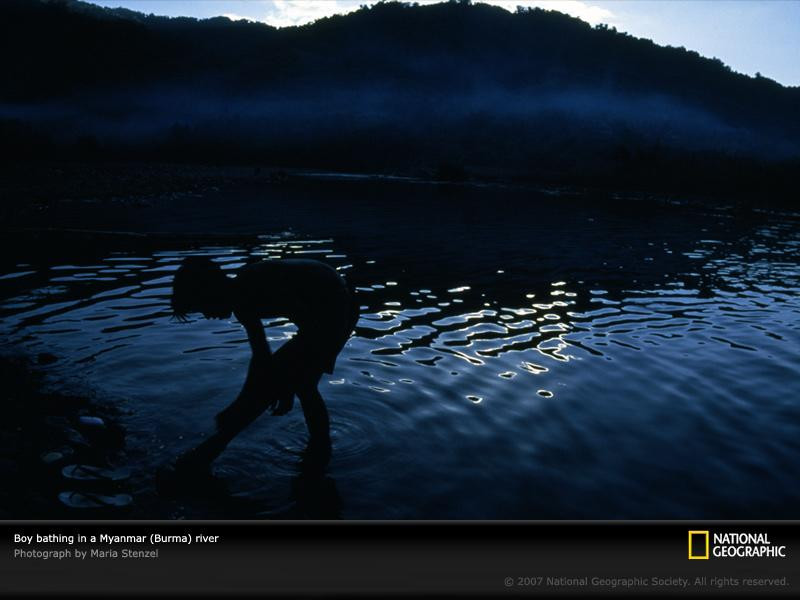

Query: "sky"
(87, 0), (800, 87)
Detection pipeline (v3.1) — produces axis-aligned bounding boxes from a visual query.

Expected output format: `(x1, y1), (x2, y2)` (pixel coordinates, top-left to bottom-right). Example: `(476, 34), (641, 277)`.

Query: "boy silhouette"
(168, 256), (359, 475)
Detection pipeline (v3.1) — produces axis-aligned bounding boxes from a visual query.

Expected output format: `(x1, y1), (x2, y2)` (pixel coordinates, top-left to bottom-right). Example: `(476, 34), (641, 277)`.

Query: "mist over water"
(3, 85), (795, 159)
(1, 182), (799, 518)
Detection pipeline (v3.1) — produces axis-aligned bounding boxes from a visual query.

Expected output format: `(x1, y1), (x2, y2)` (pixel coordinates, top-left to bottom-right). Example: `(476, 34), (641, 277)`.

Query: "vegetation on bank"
(1, 0), (798, 199)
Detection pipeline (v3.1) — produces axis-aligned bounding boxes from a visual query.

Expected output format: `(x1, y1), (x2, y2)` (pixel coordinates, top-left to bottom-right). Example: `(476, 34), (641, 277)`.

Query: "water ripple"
(1, 212), (799, 518)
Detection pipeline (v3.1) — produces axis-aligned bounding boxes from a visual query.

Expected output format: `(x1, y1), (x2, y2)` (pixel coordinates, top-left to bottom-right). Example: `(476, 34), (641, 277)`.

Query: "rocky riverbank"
(0, 355), (130, 519)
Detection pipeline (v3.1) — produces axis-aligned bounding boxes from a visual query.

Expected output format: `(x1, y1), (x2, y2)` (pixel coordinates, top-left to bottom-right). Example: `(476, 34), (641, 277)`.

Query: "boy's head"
(171, 256), (232, 320)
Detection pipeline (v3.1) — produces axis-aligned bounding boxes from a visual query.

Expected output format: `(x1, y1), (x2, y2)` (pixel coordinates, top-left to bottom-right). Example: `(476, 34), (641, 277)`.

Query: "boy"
(169, 256), (359, 474)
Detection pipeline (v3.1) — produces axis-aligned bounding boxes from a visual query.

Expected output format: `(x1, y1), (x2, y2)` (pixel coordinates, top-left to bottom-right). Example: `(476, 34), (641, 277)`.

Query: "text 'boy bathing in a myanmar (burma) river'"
(165, 256), (360, 479)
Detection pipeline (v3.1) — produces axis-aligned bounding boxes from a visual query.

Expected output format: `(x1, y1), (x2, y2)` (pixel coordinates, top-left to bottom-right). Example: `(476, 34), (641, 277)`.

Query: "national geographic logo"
(689, 530), (787, 559)
(688, 531), (709, 560)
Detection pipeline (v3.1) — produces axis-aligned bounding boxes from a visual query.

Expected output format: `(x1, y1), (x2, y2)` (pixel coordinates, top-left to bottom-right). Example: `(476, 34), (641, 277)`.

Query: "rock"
(58, 491), (133, 509)
(40, 446), (75, 465)
(62, 427), (91, 448)
(78, 416), (105, 429)
(41, 451), (64, 465)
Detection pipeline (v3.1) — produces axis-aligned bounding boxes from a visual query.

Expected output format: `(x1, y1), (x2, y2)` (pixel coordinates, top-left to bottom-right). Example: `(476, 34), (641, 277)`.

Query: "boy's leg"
(297, 372), (330, 449)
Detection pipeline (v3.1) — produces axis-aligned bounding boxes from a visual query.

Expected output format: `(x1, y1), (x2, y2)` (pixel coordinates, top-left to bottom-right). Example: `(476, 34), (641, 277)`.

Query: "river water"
(2, 180), (799, 518)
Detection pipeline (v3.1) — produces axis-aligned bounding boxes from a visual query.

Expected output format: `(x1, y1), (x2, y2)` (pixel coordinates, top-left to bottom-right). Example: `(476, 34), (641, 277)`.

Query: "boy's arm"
(213, 314), (275, 432)
(239, 315), (272, 362)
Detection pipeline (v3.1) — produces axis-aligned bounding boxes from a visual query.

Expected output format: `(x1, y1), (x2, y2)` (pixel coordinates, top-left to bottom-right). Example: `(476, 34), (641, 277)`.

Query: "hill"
(1, 0), (798, 196)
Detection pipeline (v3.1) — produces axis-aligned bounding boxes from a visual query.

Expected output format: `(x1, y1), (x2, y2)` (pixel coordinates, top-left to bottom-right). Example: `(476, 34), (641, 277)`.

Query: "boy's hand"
(272, 387), (294, 416)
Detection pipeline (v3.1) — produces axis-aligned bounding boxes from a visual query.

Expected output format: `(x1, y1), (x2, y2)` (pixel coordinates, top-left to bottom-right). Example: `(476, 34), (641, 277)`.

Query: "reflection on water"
(1, 187), (799, 518)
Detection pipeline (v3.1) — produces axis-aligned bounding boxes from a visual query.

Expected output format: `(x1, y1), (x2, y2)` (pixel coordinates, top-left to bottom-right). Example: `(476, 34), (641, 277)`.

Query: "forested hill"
(2, 0), (798, 195)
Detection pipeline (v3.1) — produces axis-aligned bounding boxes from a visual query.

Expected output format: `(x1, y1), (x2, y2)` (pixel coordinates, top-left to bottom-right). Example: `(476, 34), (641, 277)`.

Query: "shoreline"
(2, 160), (795, 218)
(0, 354), (128, 519)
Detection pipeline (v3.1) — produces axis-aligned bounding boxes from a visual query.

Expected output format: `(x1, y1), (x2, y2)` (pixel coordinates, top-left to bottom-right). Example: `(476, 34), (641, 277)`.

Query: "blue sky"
(87, 1), (800, 87)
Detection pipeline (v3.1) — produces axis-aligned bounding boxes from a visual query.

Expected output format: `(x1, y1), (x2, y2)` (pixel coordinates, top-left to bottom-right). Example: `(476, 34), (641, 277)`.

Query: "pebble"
(40, 446), (75, 465)
(63, 427), (91, 448)
(41, 451), (64, 465)
(78, 416), (106, 429)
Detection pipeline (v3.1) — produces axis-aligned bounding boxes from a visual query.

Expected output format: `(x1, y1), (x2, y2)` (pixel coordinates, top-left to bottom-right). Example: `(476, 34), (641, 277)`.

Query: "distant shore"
(3, 159), (797, 277)
(2, 159), (789, 225)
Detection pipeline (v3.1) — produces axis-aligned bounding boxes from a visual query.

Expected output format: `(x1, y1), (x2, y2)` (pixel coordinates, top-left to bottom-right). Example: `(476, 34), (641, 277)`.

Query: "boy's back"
(233, 259), (351, 331)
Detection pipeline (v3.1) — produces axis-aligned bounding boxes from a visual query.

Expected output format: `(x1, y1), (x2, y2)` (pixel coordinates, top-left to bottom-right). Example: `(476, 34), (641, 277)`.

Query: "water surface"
(2, 182), (799, 518)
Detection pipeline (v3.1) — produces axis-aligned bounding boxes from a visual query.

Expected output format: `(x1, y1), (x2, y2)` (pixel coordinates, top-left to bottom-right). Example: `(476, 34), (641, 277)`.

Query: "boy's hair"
(171, 256), (229, 321)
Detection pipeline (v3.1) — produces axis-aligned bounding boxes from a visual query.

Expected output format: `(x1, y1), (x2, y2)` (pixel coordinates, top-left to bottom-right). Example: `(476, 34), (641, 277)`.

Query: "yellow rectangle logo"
(688, 530), (709, 559)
